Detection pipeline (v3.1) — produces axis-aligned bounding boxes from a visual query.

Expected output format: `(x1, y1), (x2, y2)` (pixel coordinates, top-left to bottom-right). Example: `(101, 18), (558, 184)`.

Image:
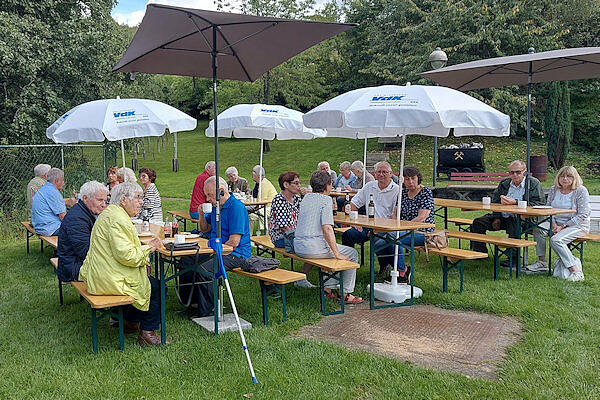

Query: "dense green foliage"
(545, 82), (572, 169)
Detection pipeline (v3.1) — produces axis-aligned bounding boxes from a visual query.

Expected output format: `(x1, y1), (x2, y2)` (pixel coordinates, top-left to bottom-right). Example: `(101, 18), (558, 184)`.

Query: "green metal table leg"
(319, 269), (326, 315)
(459, 260), (463, 293)
(281, 284), (287, 322)
(493, 245), (499, 280)
(442, 258), (448, 293)
(369, 233), (376, 309)
(117, 306), (124, 351)
(547, 216), (553, 276)
(339, 271), (345, 315)
(91, 309), (98, 353)
(509, 250), (513, 279)
(259, 281), (269, 325)
(159, 256), (166, 345)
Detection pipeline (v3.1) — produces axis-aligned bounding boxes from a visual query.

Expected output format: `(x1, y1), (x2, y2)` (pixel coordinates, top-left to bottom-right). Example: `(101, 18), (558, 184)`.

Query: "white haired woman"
(116, 167), (137, 183)
(526, 166), (590, 281)
(79, 182), (168, 346)
(225, 166), (249, 194)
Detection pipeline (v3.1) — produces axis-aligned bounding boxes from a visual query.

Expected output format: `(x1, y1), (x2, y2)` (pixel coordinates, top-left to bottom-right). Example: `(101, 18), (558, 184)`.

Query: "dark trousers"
(342, 227), (394, 273)
(470, 213), (518, 253)
(200, 254), (248, 273)
(123, 276), (162, 331)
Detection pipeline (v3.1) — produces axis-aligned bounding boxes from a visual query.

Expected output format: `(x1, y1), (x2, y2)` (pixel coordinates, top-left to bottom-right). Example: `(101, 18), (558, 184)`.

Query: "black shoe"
(499, 259), (517, 269)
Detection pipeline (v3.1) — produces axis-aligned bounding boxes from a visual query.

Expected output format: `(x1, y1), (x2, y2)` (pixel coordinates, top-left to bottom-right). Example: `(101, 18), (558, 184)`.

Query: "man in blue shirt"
(31, 168), (69, 236)
(199, 176), (251, 270)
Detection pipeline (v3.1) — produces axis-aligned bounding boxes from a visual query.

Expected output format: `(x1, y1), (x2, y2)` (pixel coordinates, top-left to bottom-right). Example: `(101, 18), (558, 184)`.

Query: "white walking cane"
(209, 237), (258, 384)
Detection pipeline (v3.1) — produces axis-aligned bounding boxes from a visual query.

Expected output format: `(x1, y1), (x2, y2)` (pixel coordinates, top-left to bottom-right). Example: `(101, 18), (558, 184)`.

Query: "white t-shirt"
(351, 180), (399, 219)
(551, 191), (574, 226)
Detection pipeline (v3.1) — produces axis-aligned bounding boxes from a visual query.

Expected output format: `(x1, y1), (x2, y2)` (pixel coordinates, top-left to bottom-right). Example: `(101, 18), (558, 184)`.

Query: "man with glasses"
(342, 161), (400, 275)
(470, 160), (545, 266)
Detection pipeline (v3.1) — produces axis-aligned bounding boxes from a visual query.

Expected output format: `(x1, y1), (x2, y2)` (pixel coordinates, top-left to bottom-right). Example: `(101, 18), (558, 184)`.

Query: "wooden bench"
(589, 195), (600, 234)
(50, 258), (68, 306)
(71, 281), (135, 353)
(21, 221), (58, 253)
(167, 210), (199, 232)
(250, 235), (360, 316)
(425, 246), (488, 292)
(445, 230), (536, 279)
(569, 232), (600, 264)
(334, 226), (365, 265)
(446, 172), (509, 200)
(232, 268), (306, 325)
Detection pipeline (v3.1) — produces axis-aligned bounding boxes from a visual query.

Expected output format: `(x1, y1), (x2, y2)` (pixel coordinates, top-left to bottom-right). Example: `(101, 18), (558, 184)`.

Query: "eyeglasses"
(375, 170), (392, 175)
(508, 170), (524, 175)
(287, 180), (300, 185)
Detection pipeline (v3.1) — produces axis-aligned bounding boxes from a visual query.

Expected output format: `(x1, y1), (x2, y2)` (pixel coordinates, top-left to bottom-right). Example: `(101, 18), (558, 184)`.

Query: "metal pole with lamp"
(428, 47), (448, 188)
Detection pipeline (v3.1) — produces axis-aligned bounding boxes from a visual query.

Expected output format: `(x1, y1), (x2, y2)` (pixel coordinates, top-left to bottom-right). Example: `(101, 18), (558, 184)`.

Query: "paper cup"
(174, 234), (186, 244)
(482, 196), (491, 205)
(202, 203), (212, 213)
(349, 210), (359, 220)
(518, 200), (527, 208)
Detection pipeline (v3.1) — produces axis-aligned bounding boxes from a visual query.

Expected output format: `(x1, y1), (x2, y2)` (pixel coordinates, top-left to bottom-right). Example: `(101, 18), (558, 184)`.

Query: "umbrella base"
(368, 282), (423, 303)
(192, 313), (252, 333)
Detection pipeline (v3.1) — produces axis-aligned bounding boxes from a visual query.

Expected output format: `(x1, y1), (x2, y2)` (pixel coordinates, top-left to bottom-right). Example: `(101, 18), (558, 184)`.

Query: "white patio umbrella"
(46, 97), (197, 167)
(205, 104), (325, 197)
(304, 83), (510, 302)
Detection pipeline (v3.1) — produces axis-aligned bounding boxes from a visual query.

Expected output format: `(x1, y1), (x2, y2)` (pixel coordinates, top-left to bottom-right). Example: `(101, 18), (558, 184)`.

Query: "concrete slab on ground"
(295, 304), (521, 379)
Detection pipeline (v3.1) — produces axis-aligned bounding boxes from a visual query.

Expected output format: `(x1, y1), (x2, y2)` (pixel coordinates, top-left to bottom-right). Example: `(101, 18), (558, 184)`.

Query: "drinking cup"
(174, 234), (186, 244)
(349, 210), (359, 220)
(482, 196), (491, 205)
(202, 203), (212, 213)
(518, 200), (527, 209)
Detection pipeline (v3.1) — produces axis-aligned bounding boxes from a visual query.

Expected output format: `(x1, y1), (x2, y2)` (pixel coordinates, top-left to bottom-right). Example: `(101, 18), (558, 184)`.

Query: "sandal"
(344, 294), (363, 304)
(325, 291), (340, 300)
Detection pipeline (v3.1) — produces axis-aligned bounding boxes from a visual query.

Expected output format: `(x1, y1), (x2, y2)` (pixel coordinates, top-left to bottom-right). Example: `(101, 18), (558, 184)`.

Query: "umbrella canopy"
(46, 98), (197, 166)
(303, 84), (510, 137)
(304, 83), (510, 298)
(112, 4), (355, 81)
(205, 104), (325, 139)
(419, 47), (600, 90)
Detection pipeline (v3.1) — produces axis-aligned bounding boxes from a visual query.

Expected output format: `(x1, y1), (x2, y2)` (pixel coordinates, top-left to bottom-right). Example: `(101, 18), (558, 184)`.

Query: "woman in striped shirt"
(138, 167), (163, 222)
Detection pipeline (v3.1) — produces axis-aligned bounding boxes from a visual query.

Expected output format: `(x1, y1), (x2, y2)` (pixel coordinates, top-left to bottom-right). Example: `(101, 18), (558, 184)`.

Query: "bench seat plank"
(447, 217), (473, 226)
(574, 232), (600, 242)
(334, 227), (352, 234)
(21, 221), (35, 234)
(71, 281), (134, 309)
(426, 247), (488, 260)
(446, 230), (535, 248)
(40, 235), (58, 249)
(167, 210), (199, 223)
(232, 268), (305, 285)
(50, 257), (58, 269)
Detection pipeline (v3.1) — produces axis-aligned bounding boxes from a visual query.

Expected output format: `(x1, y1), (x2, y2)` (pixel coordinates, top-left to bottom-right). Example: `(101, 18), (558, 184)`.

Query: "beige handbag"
(424, 230), (448, 262)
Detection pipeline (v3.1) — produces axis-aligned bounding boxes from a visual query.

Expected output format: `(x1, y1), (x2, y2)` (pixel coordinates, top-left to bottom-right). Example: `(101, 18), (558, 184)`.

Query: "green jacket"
(79, 204), (152, 310)
(491, 176), (545, 217)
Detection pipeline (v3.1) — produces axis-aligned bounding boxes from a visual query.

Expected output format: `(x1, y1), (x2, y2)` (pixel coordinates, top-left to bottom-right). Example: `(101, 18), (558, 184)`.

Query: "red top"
(189, 170), (211, 213)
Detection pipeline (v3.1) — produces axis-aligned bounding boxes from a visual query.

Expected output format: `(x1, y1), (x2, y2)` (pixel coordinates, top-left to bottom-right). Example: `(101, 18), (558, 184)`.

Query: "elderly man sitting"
(56, 181), (108, 282)
(199, 176), (251, 271)
(79, 182), (167, 347)
(318, 161), (337, 183)
(27, 163), (51, 209)
(31, 168), (75, 236)
(334, 161), (357, 189)
(225, 166), (249, 194)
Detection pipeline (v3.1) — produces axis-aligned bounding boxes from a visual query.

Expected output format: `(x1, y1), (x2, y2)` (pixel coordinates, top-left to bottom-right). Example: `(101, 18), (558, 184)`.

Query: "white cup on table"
(202, 203), (212, 214)
(174, 234), (186, 244)
(349, 210), (359, 220)
(482, 196), (491, 205)
(518, 200), (527, 209)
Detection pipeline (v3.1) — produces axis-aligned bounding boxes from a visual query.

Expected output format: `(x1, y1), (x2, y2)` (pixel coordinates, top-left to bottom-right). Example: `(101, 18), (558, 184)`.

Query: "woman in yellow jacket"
(79, 182), (167, 346)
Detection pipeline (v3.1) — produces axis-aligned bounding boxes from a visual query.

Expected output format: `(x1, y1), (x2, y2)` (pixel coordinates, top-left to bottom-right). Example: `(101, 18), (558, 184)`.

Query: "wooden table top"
(139, 224), (232, 257)
(333, 214), (434, 231)
(243, 199), (270, 206)
(434, 198), (575, 217)
(330, 190), (356, 198)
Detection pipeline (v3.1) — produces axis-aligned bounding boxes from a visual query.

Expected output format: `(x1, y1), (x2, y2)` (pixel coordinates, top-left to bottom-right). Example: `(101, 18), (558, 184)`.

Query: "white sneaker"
(525, 260), (548, 272)
(566, 271), (584, 282)
(294, 279), (316, 288)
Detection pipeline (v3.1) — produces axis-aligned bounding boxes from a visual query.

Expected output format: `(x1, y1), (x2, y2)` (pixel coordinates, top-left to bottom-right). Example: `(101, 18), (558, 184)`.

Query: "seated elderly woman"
(294, 170), (363, 304)
(57, 181), (108, 282)
(269, 171), (314, 288)
(349, 160), (375, 192)
(138, 167), (163, 222)
(393, 166), (435, 280)
(79, 182), (168, 347)
(249, 165), (277, 235)
(333, 161), (357, 189)
(226, 166), (249, 194)
(116, 167), (137, 183)
(525, 166), (590, 281)
(105, 166), (119, 192)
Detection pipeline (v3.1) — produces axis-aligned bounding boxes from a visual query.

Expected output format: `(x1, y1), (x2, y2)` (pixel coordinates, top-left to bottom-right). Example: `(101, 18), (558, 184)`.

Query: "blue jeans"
(342, 228), (424, 271)
(274, 238), (285, 248)
(189, 211), (199, 220)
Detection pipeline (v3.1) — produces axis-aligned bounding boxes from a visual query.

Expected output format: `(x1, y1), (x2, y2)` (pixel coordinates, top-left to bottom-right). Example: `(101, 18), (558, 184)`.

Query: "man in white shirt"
(341, 161), (399, 275)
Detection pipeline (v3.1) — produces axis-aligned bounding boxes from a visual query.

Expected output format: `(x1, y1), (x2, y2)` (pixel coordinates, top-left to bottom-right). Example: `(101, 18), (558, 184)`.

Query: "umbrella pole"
(391, 135), (406, 286)
(259, 138), (263, 201)
(120, 139), (126, 168)
(525, 64), (532, 203)
(173, 132), (178, 172)
(363, 137), (367, 184)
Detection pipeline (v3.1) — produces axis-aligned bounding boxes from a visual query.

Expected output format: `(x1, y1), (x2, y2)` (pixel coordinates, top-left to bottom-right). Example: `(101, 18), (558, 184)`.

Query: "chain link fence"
(0, 144), (117, 218)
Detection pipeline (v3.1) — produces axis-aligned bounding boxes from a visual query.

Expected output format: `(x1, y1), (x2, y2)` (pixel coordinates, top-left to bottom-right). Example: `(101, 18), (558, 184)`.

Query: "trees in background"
(545, 82), (571, 169)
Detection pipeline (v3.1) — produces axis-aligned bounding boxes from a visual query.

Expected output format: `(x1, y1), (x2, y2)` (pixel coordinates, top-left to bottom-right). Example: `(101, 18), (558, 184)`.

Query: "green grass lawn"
(2, 127), (600, 399)
(1, 205), (599, 399)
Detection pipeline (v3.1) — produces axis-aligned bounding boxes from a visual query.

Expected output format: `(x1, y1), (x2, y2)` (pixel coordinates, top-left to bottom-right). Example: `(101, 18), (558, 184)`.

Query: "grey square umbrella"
(113, 4), (355, 234)
(420, 47), (600, 200)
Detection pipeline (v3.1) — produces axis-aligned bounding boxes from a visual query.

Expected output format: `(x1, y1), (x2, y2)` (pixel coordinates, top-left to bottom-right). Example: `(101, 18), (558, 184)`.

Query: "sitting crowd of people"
(26, 153), (590, 348)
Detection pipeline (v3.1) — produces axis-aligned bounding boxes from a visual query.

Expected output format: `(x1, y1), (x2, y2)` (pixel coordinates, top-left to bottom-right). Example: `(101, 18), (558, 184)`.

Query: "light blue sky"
(113, 0), (147, 14)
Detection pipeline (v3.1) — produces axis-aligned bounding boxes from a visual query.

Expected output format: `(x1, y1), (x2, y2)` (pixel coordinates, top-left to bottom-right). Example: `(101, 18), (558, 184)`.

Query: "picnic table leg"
(369, 233), (376, 310)
(459, 260), (463, 293)
(26, 231), (30, 254)
(509, 249), (513, 279)
(58, 278), (64, 305)
(117, 306), (125, 351)
(516, 217), (522, 278)
(259, 281), (269, 326)
(493, 245), (499, 280)
(160, 256), (166, 345)
(547, 216), (553, 276)
(40, 238), (44, 253)
(444, 207), (448, 229)
(91, 308), (98, 353)
(339, 272), (345, 315)
(319, 269), (326, 315)
(262, 205), (267, 234)
(281, 284), (287, 322)
(442, 258), (448, 293)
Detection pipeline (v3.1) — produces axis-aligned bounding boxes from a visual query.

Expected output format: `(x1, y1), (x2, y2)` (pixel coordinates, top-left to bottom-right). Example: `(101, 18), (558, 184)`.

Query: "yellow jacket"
(260, 178), (277, 203)
(79, 204), (152, 310)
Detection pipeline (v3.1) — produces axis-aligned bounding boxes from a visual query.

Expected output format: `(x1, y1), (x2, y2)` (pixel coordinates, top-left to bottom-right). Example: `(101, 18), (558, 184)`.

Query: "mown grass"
(2, 126), (600, 399)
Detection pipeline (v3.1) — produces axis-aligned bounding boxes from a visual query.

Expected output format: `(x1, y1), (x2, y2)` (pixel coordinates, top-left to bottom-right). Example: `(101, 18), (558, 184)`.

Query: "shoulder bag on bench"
(424, 230), (448, 262)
